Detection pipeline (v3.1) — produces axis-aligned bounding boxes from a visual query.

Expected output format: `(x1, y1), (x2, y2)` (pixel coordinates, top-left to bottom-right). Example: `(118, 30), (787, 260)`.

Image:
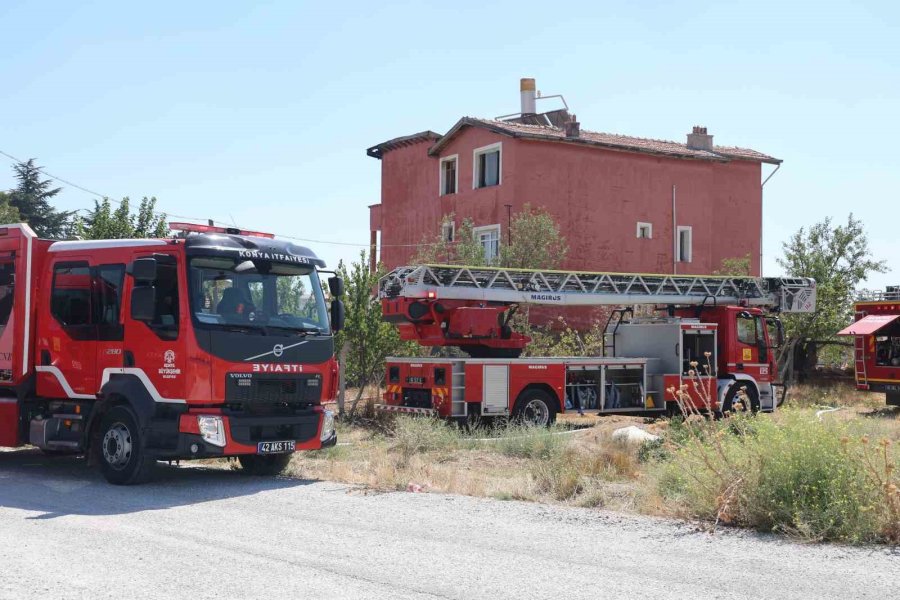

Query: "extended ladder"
(380, 265), (817, 313)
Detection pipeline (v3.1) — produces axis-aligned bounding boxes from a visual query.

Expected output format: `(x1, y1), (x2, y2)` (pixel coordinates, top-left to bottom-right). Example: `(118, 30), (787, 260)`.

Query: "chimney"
(686, 126), (713, 151)
(520, 77), (536, 114)
(564, 115), (580, 138)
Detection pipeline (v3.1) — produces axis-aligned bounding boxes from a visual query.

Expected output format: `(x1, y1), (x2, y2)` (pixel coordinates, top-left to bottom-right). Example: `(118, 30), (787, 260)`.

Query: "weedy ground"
(249, 382), (900, 544)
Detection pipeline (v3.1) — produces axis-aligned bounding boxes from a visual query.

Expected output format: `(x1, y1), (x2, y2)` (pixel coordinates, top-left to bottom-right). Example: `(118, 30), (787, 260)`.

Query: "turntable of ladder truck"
(836, 286), (900, 407)
(0, 222), (345, 484)
(377, 265), (816, 425)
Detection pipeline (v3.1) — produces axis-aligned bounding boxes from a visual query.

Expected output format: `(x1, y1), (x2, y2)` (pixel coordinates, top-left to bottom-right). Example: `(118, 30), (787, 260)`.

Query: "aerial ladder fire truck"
(377, 264), (816, 425)
(0, 222), (344, 484)
(837, 286), (900, 407)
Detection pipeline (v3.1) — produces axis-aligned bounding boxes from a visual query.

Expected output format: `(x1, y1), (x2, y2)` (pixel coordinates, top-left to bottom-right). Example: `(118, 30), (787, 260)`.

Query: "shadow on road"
(0, 448), (317, 520)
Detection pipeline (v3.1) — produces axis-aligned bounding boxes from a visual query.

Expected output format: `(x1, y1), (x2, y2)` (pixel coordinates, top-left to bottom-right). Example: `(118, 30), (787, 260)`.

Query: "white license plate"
(257, 440), (296, 455)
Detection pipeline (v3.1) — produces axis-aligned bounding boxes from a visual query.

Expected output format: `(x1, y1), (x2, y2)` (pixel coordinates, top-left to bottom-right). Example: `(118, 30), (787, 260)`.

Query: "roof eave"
(367, 130), (441, 160)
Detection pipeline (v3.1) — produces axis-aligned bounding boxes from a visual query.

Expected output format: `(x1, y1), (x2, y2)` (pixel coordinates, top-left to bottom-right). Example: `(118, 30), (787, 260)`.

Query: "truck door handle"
(41, 350), (51, 366)
(124, 351), (135, 367)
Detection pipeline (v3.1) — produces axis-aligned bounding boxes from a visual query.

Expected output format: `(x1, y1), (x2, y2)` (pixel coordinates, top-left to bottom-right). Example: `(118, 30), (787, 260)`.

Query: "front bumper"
(148, 409), (333, 459)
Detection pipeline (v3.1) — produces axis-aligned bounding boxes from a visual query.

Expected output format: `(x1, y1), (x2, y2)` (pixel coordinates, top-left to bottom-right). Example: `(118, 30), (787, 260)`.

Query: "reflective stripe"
(35, 366), (187, 404)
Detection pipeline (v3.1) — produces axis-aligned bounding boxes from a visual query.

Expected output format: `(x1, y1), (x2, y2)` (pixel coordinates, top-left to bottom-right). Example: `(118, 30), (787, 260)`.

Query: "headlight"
(320, 410), (335, 442)
(197, 415), (226, 447)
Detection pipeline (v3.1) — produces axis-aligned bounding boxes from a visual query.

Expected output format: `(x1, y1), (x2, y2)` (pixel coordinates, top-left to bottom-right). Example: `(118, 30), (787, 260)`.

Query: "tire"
(238, 453), (293, 476)
(512, 389), (558, 427)
(98, 405), (155, 485)
(721, 383), (760, 414)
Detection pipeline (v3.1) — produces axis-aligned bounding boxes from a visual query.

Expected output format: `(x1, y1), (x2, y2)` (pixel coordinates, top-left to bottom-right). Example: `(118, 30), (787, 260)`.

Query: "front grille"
(223, 410), (320, 444)
(402, 387), (432, 409)
(226, 373), (321, 405)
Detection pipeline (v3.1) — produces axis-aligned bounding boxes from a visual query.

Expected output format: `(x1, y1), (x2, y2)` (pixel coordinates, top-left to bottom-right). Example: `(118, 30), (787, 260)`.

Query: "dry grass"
(287, 414), (648, 510)
(203, 382), (900, 544)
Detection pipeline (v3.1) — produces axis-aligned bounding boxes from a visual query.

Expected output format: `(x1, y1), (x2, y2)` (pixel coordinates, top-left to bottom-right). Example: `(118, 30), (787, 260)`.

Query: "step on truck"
(377, 264), (816, 425)
(837, 287), (900, 406)
(0, 222), (344, 484)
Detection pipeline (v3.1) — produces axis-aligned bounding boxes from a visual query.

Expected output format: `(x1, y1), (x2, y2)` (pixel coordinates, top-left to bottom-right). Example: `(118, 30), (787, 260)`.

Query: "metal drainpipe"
(760, 163), (781, 276)
(672, 185), (677, 275)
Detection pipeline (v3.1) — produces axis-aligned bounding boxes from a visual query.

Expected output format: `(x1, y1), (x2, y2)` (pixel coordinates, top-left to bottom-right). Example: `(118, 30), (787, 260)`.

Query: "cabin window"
(0, 256), (15, 327)
(51, 263), (92, 327)
(737, 314), (758, 346)
(150, 257), (180, 339)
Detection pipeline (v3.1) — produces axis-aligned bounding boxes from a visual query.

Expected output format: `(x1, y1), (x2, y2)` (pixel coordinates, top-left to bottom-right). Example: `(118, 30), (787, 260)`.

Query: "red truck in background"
(0, 222), (344, 484)
(378, 265), (816, 424)
(838, 287), (900, 407)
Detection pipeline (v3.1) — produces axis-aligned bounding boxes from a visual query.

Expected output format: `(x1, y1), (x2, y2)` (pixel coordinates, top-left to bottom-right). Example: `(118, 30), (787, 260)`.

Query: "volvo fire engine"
(377, 264), (816, 425)
(0, 222), (344, 484)
(837, 287), (900, 407)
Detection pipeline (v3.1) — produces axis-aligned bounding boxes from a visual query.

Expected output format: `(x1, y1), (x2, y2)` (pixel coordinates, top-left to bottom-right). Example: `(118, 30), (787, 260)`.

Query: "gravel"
(0, 449), (897, 599)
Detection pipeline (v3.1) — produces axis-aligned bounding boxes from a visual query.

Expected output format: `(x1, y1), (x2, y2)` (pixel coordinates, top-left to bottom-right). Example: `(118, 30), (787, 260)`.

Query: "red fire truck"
(0, 222), (344, 484)
(378, 265), (816, 425)
(837, 287), (900, 407)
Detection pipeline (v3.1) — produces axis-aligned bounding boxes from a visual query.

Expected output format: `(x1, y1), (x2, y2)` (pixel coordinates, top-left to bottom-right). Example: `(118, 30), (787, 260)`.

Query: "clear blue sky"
(1, 1), (897, 288)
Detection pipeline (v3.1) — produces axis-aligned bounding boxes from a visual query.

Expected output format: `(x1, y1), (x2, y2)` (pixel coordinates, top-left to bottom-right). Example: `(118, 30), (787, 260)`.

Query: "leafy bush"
(653, 410), (900, 543)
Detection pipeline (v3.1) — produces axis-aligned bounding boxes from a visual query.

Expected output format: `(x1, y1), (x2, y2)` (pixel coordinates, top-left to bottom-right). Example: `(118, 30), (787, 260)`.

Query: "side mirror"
(131, 285), (156, 322)
(766, 317), (785, 348)
(328, 276), (344, 298)
(129, 258), (158, 282)
(330, 299), (345, 332)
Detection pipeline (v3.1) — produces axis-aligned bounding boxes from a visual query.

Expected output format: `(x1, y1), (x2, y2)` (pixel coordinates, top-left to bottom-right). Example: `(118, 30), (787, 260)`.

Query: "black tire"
(238, 453), (293, 476)
(512, 389), (558, 427)
(98, 405), (155, 485)
(721, 383), (760, 414)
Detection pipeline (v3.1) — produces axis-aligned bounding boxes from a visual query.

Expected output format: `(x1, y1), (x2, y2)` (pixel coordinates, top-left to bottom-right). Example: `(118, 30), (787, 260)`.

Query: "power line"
(0, 149), (450, 249)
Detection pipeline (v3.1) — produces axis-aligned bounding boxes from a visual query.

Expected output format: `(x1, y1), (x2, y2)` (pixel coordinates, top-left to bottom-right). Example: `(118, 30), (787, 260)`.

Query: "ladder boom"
(380, 264), (816, 313)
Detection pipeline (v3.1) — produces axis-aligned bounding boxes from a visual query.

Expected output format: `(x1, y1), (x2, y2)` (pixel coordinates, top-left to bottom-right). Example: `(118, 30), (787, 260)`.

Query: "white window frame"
(473, 224), (501, 263)
(676, 225), (692, 263)
(636, 222), (652, 239)
(472, 142), (502, 189)
(439, 154), (458, 196)
(441, 220), (455, 243)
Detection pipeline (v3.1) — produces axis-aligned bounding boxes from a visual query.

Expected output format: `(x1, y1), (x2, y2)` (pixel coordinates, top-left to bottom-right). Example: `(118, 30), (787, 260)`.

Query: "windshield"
(189, 256), (329, 334)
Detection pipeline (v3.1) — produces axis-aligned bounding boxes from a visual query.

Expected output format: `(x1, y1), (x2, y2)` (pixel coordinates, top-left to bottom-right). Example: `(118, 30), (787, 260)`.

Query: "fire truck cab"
(0, 223), (344, 484)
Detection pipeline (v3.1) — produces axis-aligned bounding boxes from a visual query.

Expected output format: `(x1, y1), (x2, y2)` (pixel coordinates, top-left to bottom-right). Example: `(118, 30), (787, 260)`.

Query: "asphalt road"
(0, 449), (897, 600)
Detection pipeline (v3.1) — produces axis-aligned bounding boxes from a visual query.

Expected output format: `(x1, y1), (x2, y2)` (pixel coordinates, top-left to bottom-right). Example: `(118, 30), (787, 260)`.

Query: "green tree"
(77, 196), (168, 240)
(714, 254), (752, 276)
(412, 204), (568, 269)
(499, 203), (568, 269)
(0, 192), (21, 224)
(412, 215), (486, 266)
(334, 251), (422, 416)
(777, 214), (887, 380)
(7, 159), (72, 238)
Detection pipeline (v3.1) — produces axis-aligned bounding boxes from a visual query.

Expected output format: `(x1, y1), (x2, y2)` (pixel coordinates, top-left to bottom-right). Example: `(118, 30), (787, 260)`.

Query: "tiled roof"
(427, 117), (781, 165)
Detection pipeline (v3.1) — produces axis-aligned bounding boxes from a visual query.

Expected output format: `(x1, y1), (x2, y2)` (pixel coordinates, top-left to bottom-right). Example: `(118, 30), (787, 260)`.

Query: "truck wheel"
(722, 384), (760, 414)
(238, 453), (293, 476)
(98, 405), (155, 485)
(512, 389), (557, 427)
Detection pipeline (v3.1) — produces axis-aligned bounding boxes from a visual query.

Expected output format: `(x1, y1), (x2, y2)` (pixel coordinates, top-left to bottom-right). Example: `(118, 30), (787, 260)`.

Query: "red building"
(367, 79), (780, 277)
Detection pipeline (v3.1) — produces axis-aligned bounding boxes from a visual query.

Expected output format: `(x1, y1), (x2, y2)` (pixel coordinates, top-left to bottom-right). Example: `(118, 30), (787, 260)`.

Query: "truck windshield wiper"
(217, 324), (265, 335)
(263, 325), (325, 336)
